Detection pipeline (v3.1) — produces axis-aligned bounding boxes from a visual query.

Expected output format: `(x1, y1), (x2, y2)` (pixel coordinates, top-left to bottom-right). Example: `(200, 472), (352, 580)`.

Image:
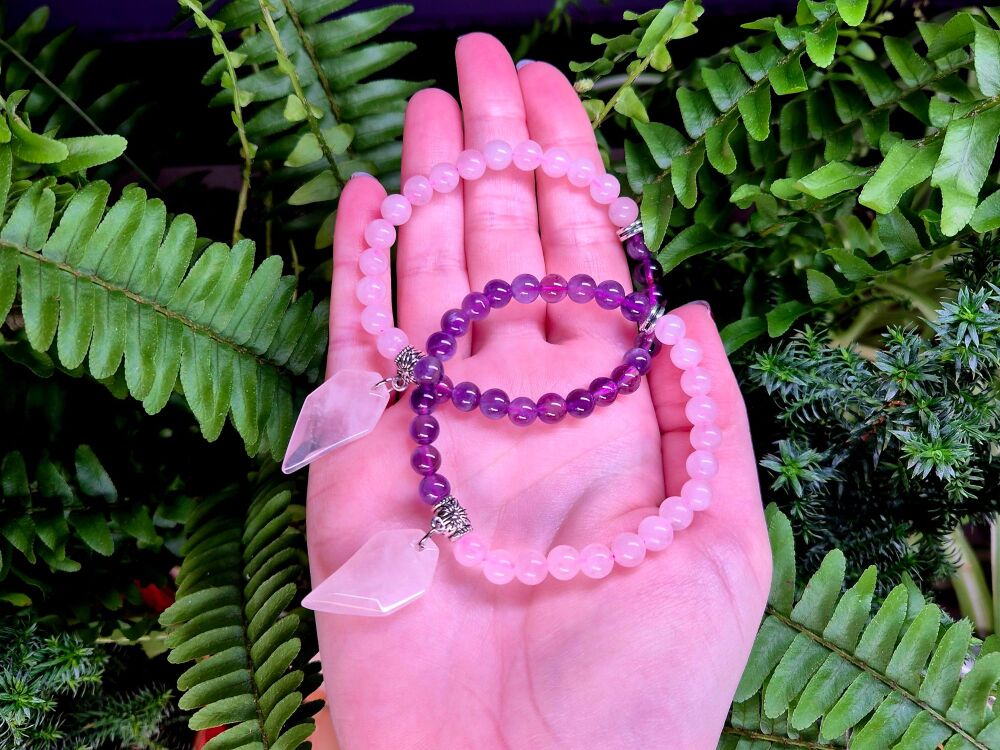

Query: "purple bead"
(410, 415), (440, 445)
(507, 396), (537, 426)
(411, 445), (441, 475)
(626, 235), (650, 260)
(540, 274), (568, 303)
(434, 376), (453, 405)
(632, 264), (649, 290)
(590, 376), (618, 406)
(413, 355), (443, 385)
(462, 291), (491, 320)
(479, 388), (510, 420)
(512, 273), (540, 304)
(484, 278), (513, 308)
(624, 347), (653, 375)
(427, 331), (458, 361)
(441, 308), (470, 337)
(595, 280), (626, 310)
(566, 388), (595, 418)
(568, 273), (597, 303)
(621, 292), (652, 323)
(536, 392), (567, 424)
(419, 473), (450, 505)
(451, 381), (480, 412)
(410, 385), (437, 414)
(612, 364), (642, 394)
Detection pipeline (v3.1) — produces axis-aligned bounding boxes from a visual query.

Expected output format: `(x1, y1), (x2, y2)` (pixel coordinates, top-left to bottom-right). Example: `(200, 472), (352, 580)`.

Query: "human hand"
(306, 33), (771, 750)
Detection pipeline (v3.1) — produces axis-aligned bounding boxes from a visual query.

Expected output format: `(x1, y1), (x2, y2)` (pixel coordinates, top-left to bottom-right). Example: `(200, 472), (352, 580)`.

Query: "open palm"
(306, 34), (771, 750)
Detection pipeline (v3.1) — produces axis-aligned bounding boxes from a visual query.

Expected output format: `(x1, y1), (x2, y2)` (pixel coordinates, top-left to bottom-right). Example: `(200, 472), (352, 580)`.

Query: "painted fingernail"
(515, 59), (536, 70)
(351, 171), (373, 180)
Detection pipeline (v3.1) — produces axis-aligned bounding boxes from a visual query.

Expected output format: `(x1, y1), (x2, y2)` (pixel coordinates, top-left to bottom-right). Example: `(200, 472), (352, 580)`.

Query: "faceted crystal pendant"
(302, 528), (439, 616)
(282, 369), (389, 474)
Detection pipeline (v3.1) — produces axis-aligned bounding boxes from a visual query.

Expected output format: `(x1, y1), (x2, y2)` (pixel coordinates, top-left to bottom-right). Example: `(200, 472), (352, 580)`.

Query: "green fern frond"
(160, 475), (320, 750)
(724, 505), (1000, 749)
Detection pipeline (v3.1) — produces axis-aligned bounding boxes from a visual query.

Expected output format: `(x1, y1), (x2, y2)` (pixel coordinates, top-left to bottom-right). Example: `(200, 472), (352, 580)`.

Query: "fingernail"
(351, 171), (373, 180)
(515, 59), (536, 70)
(685, 300), (712, 312)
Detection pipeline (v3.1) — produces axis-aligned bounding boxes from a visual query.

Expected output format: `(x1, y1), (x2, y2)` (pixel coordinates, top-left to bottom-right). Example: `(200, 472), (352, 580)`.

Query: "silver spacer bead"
(638, 303), (667, 335)
(418, 495), (472, 548)
(616, 219), (644, 242)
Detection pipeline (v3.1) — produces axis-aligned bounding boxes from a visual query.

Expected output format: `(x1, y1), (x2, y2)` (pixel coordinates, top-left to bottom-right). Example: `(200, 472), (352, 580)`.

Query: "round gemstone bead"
(483, 549), (516, 584)
(515, 550), (549, 585)
(612, 364), (642, 395)
(590, 376), (618, 407)
(567, 273), (597, 303)
(547, 545), (581, 581)
(567, 157), (596, 187)
(580, 543), (614, 579)
(410, 385), (437, 415)
(479, 388), (510, 420)
(364, 219), (395, 249)
(483, 140), (513, 170)
(361, 304), (391, 334)
(611, 532), (646, 567)
(380, 193), (412, 225)
(566, 388), (595, 418)
(356, 275), (387, 305)
(659, 497), (694, 530)
(402, 175), (433, 206)
(680, 366), (712, 396)
(359, 247), (390, 276)
(671, 338), (704, 370)
(621, 292), (651, 323)
(413, 355), (443, 386)
(429, 162), (460, 192)
(433, 376), (453, 404)
(441, 308), (470, 336)
(540, 273), (568, 303)
(456, 149), (487, 180)
(451, 381), (480, 412)
(624, 347), (653, 375)
(595, 279), (626, 310)
(541, 147), (571, 177)
(454, 533), (488, 567)
(484, 278), (513, 308)
(687, 449), (719, 479)
(536, 392), (567, 424)
(426, 331), (458, 361)
(682, 479), (712, 511)
(685, 395), (717, 426)
(654, 314), (686, 346)
(376, 327), (408, 359)
(625, 235), (650, 260)
(638, 515), (675, 551)
(462, 291), (491, 320)
(512, 273), (541, 304)
(411, 445), (441, 475)
(419, 473), (450, 505)
(691, 423), (724, 451)
(512, 139), (543, 170)
(609, 197), (639, 227)
(507, 396), (537, 427)
(410, 414), (440, 445)
(589, 173), (620, 204)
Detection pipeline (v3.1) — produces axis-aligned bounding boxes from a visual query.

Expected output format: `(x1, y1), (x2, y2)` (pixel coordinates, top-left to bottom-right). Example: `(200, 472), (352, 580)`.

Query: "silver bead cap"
(616, 219), (643, 241)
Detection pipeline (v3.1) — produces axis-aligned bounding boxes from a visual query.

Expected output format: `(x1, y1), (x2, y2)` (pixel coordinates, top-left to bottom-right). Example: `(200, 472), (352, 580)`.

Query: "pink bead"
(453, 532), (488, 567)
(682, 479), (712, 511)
(380, 193), (412, 225)
(611, 532), (646, 567)
(589, 173), (620, 204)
(364, 219), (395, 250)
(515, 549), (549, 585)
(360, 304), (391, 334)
(356, 275), (387, 305)
(483, 549), (516, 584)
(638, 515), (674, 551)
(376, 327), (409, 359)
(512, 139), (543, 171)
(359, 247), (389, 276)
(547, 544), (581, 581)
(685, 395), (717, 426)
(670, 338), (703, 370)
(680, 366), (712, 396)
(686, 449), (719, 479)
(457, 149), (487, 180)
(580, 543), (614, 579)
(609, 197), (639, 227)
(402, 175), (433, 206)
(567, 157), (596, 187)
(691, 423), (723, 451)
(654, 314), (685, 345)
(483, 140), (513, 170)
(429, 162), (460, 192)
(541, 147), (571, 177)
(659, 497), (694, 530)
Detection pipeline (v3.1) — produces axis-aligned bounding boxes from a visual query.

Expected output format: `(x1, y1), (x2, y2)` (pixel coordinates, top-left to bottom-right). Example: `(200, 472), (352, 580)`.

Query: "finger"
(518, 61), (632, 346)
(327, 175), (391, 377)
(397, 87), (471, 357)
(456, 33), (546, 350)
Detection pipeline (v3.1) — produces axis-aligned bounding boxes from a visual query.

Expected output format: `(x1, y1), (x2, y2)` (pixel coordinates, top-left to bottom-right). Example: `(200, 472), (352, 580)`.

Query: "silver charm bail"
(616, 219), (643, 241)
(418, 495), (472, 548)
(375, 345), (424, 393)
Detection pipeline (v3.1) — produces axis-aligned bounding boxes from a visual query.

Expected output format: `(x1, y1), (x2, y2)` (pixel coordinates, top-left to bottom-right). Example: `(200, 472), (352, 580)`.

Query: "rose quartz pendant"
(302, 529), (439, 616)
(282, 369), (389, 474)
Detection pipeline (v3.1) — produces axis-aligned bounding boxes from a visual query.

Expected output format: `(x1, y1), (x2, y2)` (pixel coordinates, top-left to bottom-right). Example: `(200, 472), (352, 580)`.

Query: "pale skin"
(306, 33), (772, 750)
